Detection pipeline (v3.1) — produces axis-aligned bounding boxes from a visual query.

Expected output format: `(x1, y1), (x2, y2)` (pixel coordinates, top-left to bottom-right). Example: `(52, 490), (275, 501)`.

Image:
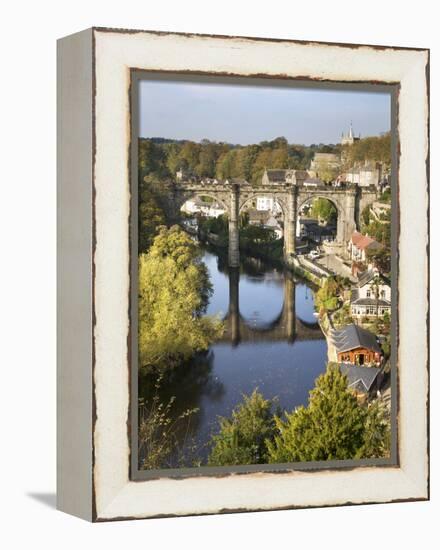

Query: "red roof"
(351, 231), (380, 251)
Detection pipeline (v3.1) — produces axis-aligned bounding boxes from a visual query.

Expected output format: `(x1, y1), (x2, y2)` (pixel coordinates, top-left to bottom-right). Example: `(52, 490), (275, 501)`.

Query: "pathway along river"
(139, 245), (328, 467)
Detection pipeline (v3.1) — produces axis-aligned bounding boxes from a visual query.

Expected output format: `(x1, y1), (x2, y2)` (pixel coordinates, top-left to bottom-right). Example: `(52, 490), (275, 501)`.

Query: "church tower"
(341, 122), (360, 146)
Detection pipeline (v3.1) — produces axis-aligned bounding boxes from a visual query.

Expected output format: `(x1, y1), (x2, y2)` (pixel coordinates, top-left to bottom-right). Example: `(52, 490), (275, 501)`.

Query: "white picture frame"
(57, 27), (429, 521)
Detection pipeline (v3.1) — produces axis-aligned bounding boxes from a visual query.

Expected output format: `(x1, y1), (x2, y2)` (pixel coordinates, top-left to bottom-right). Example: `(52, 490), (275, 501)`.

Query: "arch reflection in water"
(139, 248), (328, 466)
(222, 267), (324, 346)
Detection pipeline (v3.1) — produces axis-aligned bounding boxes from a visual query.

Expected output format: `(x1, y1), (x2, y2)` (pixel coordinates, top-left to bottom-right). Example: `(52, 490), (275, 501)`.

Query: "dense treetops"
(139, 133), (391, 186)
(207, 366), (390, 466)
(360, 203), (391, 274)
(138, 226), (223, 374)
(139, 136), (341, 185)
(208, 390), (277, 466)
(342, 133), (391, 169)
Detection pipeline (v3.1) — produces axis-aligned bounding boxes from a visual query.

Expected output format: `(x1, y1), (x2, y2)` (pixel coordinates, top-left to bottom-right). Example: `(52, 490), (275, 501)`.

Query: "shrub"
(208, 390), (277, 466)
(138, 377), (199, 470)
(267, 365), (391, 462)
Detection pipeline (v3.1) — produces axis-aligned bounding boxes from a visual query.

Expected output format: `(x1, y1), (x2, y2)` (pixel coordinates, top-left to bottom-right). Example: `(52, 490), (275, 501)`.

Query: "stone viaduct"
(160, 172), (377, 267)
(219, 268), (324, 346)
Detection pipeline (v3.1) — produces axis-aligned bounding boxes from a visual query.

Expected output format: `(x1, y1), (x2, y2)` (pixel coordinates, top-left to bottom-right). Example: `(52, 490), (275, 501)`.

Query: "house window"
(366, 290), (371, 298)
(380, 289), (386, 299)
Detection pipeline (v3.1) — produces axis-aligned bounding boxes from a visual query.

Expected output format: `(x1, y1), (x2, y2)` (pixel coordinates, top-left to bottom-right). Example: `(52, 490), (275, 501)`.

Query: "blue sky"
(139, 79), (391, 146)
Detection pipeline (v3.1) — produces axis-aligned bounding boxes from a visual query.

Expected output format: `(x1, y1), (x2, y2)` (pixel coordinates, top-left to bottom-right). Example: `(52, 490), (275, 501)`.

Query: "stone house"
(297, 218), (336, 242)
(343, 161), (382, 188)
(247, 209), (283, 239)
(261, 169), (308, 186)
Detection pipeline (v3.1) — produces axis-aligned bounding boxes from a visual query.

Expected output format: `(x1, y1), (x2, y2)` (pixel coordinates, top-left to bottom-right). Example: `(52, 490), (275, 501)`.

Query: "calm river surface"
(139, 246), (328, 466)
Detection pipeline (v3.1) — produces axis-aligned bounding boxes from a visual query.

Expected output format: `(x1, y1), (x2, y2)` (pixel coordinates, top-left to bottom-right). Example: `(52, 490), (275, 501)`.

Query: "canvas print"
(135, 78), (394, 471)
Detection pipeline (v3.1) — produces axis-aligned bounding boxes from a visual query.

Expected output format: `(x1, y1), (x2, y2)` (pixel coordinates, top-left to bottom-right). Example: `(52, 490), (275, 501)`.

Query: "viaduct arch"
(162, 177), (377, 267)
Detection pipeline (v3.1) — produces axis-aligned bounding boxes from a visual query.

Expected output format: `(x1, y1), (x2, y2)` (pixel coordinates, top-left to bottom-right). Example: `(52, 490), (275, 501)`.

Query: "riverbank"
(139, 243), (329, 466)
(288, 255), (330, 287)
(318, 311), (338, 363)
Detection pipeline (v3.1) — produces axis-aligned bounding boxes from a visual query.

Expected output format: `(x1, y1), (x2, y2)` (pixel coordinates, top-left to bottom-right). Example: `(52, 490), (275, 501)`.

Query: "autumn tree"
(314, 159), (339, 183)
(251, 148), (272, 184)
(138, 138), (170, 181)
(138, 226), (223, 374)
(138, 187), (166, 252)
(314, 277), (340, 315)
(165, 142), (182, 176)
(216, 149), (238, 180)
(343, 133), (391, 169)
(179, 140), (201, 173)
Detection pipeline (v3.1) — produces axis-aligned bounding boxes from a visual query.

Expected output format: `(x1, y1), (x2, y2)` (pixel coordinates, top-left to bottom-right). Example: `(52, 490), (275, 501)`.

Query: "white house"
(350, 269), (391, 319)
(256, 196), (282, 214)
(343, 161), (382, 188)
(181, 197), (226, 218)
(208, 202), (226, 217)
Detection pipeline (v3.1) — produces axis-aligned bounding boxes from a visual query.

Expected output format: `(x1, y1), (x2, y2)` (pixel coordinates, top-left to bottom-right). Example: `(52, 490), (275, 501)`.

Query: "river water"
(139, 246), (328, 466)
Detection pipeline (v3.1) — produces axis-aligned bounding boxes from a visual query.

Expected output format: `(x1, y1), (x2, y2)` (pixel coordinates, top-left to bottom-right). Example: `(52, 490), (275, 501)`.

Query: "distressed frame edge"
(93, 30), (429, 521)
(91, 25), (430, 53)
(55, 28), (429, 522)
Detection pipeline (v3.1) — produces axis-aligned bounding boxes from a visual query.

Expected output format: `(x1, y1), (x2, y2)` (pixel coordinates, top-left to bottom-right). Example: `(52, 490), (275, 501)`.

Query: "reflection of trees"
(138, 351), (225, 467)
(211, 243), (283, 279)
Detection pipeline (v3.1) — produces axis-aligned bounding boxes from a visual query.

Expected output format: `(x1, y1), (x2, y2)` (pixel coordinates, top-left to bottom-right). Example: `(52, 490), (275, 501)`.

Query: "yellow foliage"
(138, 226), (223, 373)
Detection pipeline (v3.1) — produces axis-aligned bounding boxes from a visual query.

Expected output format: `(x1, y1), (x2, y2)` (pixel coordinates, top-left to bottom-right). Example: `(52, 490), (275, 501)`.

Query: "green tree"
(310, 198), (337, 224)
(343, 133), (391, 168)
(314, 277), (340, 315)
(314, 160), (339, 183)
(196, 143), (217, 177)
(138, 138), (170, 181)
(138, 187), (166, 252)
(165, 142), (183, 176)
(208, 390), (277, 466)
(138, 226), (223, 373)
(251, 148), (272, 184)
(361, 205), (371, 227)
(357, 400), (391, 458)
(365, 247), (391, 275)
(179, 141), (201, 172)
(267, 366), (390, 462)
(215, 149), (237, 179)
(270, 147), (289, 169)
(235, 145), (260, 181)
